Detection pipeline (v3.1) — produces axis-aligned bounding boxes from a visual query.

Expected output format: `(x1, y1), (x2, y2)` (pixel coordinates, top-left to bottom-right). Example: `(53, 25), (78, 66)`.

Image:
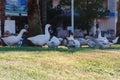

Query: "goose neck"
(45, 27), (49, 35)
(17, 30), (24, 38)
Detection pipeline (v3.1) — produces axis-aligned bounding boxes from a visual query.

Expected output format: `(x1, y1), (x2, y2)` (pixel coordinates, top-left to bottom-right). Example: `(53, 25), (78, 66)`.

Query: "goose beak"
(26, 30), (28, 33)
(25, 30), (28, 34)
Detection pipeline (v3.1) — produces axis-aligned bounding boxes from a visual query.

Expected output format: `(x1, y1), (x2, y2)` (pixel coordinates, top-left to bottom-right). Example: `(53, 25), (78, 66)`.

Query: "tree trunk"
(117, 1), (120, 36)
(28, 0), (42, 36)
(0, 0), (5, 35)
(41, 0), (47, 27)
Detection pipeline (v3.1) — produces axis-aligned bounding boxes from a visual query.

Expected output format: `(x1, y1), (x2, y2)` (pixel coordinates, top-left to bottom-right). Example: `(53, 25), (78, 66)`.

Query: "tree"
(47, 0), (62, 22)
(117, 1), (120, 36)
(59, 0), (109, 34)
(28, 0), (42, 36)
(41, 0), (47, 27)
(0, 0), (5, 35)
(74, 0), (109, 34)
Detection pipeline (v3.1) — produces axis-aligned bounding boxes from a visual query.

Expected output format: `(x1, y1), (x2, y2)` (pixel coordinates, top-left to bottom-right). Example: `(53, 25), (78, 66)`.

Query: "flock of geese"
(0, 24), (119, 49)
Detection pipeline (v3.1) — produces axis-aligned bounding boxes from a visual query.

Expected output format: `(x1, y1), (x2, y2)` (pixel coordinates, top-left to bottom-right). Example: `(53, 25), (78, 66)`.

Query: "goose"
(1, 29), (27, 46)
(27, 24), (51, 46)
(67, 40), (75, 48)
(112, 37), (119, 44)
(67, 39), (80, 48)
(57, 37), (69, 46)
(76, 38), (88, 46)
(86, 39), (96, 48)
(96, 40), (112, 49)
(97, 28), (102, 39)
(58, 37), (63, 44)
(98, 28), (119, 44)
(85, 36), (112, 49)
(66, 33), (75, 48)
(73, 39), (80, 48)
(67, 33), (80, 48)
(47, 36), (61, 48)
(97, 28), (109, 43)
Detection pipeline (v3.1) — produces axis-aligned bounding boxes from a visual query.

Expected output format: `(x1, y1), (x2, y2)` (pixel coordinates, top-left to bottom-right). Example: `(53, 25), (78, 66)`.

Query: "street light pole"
(71, 0), (74, 33)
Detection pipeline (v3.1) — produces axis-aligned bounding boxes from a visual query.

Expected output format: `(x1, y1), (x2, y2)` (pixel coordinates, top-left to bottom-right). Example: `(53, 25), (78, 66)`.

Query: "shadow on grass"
(0, 45), (120, 53)
(0, 46), (97, 53)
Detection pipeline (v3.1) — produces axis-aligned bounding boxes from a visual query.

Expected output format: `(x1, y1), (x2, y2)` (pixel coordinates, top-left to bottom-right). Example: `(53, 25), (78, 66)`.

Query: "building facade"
(0, 0), (28, 36)
(52, 0), (119, 37)
(97, 0), (119, 37)
(0, 0), (119, 37)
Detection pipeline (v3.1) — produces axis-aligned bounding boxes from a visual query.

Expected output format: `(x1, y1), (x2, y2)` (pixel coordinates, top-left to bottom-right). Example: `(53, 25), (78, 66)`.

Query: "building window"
(103, 0), (108, 9)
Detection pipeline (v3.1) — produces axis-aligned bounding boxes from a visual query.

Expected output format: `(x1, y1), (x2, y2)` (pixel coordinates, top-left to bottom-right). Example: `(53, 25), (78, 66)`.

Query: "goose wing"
(112, 37), (119, 44)
(2, 36), (19, 46)
(27, 34), (50, 45)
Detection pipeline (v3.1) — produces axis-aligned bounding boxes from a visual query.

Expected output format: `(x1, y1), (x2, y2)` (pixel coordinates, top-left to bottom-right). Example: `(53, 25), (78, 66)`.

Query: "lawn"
(0, 45), (120, 80)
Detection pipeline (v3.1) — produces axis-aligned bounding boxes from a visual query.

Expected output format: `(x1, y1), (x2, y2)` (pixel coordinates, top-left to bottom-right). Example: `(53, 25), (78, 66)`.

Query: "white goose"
(97, 28), (109, 43)
(112, 37), (119, 44)
(67, 33), (80, 48)
(47, 36), (61, 48)
(27, 24), (51, 46)
(96, 40), (112, 49)
(86, 36), (112, 49)
(73, 39), (80, 48)
(76, 38), (88, 46)
(60, 37), (68, 46)
(1, 29), (27, 46)
(97, 29), (119, 44)
(87, 39), (96, 48)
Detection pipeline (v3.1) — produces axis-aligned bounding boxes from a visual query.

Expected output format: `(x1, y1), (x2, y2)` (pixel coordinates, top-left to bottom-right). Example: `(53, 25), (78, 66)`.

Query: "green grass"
(0, 45), (120, 80)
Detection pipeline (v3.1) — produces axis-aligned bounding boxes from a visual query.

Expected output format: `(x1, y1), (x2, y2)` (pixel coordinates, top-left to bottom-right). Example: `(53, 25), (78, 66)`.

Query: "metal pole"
(71, 0), (74, 33)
